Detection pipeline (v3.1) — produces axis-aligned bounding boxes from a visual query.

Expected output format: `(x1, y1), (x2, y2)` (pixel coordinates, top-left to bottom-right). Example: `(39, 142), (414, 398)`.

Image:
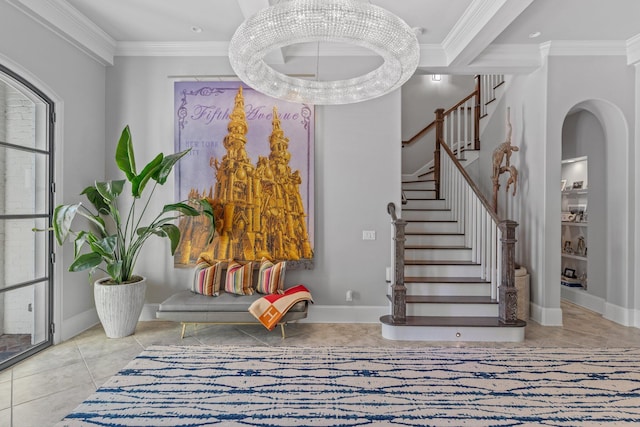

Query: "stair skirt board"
(380, 321), (525, 342)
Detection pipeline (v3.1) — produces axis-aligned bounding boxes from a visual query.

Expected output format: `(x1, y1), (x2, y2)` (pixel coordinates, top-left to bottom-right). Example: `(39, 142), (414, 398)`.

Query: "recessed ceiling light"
(191, 26), (203, 33)
(528, 31), (541, 39)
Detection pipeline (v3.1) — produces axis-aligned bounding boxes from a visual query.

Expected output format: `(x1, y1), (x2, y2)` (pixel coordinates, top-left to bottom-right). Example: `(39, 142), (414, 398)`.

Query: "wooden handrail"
(438, 137), (500, 224)
(474, 75), (481, 150)
(402, 90), (475, 146)
(387, 202), (398, 221)
(402, 120), (436, 146)
(444, 91), (476, 117)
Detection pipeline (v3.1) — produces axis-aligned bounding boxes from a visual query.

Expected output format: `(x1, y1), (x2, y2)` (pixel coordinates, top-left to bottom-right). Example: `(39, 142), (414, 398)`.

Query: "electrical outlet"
(362, 230), (376, 240)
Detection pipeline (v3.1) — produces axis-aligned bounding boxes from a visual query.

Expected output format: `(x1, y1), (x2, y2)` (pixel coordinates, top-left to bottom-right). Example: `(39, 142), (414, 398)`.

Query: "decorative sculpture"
(491, 107), (519, 212)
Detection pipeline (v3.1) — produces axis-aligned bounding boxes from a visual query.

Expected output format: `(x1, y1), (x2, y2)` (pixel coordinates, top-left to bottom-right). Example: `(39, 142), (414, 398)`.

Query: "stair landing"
(380, 315), (526, 342)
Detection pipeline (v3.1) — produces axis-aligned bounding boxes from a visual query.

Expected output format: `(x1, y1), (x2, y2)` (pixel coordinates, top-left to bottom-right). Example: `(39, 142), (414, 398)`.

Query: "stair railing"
(388, 74), (515, 326)
(387, 202), (407, 323)
(435, 128), (519, 324)
(402, 75), (505, 179)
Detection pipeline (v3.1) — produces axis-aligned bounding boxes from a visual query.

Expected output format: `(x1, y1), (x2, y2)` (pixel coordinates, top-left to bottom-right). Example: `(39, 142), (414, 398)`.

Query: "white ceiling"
(7, 0), (640, 73)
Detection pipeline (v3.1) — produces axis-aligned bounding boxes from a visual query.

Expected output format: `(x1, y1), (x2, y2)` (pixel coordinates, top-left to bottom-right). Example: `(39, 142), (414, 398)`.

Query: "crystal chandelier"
(228, 0), (420, 105)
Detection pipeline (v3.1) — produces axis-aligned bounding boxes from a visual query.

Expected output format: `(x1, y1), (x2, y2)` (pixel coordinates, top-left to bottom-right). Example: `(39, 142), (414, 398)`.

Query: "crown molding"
(626, 33), (640, 65)
(7, 0), (115, 65)
(443, 0), (504, 57)
(115, 41), (229, 57)
(442, 0), (534, 67)
(541, 40), (627, 57)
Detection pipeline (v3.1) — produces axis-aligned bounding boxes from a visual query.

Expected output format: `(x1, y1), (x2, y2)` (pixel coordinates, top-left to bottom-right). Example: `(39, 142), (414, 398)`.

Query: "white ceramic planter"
(94, 277), (147, 338)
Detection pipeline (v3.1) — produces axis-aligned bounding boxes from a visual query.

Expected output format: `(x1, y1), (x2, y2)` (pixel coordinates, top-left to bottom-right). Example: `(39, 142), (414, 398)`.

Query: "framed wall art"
(173, 81), (314, 267)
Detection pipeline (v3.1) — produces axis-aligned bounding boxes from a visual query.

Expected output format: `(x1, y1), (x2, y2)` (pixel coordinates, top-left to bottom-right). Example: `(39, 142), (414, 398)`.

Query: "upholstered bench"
(156, 290), (309, 339)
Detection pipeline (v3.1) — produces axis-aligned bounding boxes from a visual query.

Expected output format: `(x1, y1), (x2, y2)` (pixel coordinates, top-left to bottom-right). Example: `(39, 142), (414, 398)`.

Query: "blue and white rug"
(58, 346), (640, 426)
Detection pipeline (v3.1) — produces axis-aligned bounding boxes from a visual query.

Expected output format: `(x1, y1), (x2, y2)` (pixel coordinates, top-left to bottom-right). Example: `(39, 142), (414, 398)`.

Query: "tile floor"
(2, 301), (640, 426)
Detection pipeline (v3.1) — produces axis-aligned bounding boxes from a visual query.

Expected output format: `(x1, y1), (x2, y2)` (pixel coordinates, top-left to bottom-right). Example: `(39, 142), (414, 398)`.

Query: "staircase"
(380, 75), (526, 342)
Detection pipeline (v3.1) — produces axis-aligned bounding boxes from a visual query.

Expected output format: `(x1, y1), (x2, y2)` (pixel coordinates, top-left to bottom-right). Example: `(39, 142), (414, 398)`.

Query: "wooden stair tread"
(402, 179), (435, 184)
(402, 209), (451, 212)
(405, 276), (489, 283)
(406, 260), (478, 266)
(405, 245), (468, 250)
(405, 232), (463, 236)
(380, 315), (526, 328)
(405, 219), (457, 223)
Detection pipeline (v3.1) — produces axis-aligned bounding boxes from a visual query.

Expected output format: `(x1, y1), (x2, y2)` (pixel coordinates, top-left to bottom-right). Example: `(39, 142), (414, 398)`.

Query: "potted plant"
(53, 125), (214, 338)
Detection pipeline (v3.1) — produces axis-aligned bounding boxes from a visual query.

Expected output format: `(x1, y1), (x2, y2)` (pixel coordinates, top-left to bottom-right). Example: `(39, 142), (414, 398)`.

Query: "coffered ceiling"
(6, 0), (640, 73)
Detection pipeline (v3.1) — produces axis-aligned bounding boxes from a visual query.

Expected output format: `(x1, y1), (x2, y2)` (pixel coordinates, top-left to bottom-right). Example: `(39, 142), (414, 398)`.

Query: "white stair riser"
(403, 199), (447, 210)
(402, 209), (453, 221)
(407, 303), (498, 317)
(402, 181), (435, 191)
(403, 189), (436, 199)
(405, 264), (482, 277)
(406, 248), (472, 261)
(381, 324), (525, 342)
(405, 234), (465, 246)
(406, 222), (460, 234)
(406, 282), (491, 297)
(402, 199), (434, 210)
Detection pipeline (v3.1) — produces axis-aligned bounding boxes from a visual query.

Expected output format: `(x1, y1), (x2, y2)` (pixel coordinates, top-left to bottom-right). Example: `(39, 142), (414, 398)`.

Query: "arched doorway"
(0, 63), (55, 370)
(559, 99), (629, 324)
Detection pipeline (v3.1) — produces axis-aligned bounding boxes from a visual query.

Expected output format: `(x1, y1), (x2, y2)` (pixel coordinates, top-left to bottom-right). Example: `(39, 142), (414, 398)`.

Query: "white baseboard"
(560, 287), (605, 314)
(530, 303), (563, 326)
(61, 308), (99, 341)
(634, 309), (640, 328)
(603, 302), (633, 327)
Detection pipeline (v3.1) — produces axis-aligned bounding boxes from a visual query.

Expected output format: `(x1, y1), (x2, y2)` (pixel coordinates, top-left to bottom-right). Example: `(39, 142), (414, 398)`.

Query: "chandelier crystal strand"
(228, 0), (420, 105)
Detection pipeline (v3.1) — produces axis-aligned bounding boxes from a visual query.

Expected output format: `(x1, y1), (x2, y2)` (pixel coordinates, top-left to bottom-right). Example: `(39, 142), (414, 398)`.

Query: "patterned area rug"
(57, 346), (640, 426)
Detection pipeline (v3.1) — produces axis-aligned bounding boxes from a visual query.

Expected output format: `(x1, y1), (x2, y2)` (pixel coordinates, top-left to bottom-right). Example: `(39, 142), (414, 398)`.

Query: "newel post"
(388, 203), (407, 323)
(434, 108), (444, 200)
(498, 220), (518, 324)
(474, 75), (481, 150)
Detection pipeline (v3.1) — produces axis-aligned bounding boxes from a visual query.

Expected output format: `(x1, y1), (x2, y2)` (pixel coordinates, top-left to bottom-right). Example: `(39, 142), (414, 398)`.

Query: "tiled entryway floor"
(2, 301), (640, 426)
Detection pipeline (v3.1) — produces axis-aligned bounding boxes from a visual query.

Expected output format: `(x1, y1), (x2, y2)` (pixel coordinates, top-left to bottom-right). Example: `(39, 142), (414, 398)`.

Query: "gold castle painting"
(173, 83), (314, 266)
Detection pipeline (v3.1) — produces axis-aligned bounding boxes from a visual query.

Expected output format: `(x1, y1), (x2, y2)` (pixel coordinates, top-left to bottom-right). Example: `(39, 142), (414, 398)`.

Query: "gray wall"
(474, 55), (636, 325)
(105, 56), (402, 317)
(545, 56), (634, 318)
(0, 2), (106, 341)
(401, 75), (475, 175)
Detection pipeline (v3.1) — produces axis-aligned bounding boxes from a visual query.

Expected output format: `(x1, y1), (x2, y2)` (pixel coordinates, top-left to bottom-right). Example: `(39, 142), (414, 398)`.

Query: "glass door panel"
(0, 64), (54, 369)
(0, 281), (50, 369)
(0, 146), (50, 215)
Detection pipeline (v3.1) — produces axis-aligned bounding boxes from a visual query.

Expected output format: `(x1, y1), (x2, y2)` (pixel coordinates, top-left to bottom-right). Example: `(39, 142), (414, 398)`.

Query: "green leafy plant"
(53, 125), (214, 284)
